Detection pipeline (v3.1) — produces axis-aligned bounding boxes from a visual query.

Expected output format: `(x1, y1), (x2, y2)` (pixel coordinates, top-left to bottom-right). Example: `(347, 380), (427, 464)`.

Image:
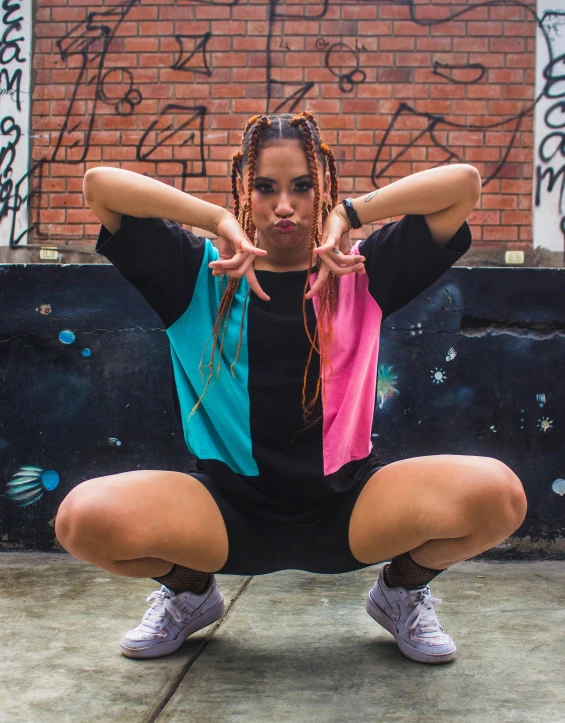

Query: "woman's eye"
(254, 183), (312, 194)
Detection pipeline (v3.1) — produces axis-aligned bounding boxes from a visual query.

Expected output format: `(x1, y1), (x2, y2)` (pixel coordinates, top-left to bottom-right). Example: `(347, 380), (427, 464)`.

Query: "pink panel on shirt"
(310, 242), (383, 475)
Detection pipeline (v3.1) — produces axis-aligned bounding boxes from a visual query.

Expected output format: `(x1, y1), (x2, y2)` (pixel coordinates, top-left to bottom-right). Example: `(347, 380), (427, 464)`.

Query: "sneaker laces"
(141, 586), (184, 630)
(405, 586), (444, 637)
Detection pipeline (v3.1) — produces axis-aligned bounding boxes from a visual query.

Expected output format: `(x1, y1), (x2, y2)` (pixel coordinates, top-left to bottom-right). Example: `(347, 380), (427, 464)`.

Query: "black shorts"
(186, 455), (387, 576)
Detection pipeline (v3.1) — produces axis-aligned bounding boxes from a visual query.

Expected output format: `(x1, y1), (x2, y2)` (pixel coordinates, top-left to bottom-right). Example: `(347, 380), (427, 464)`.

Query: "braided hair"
(189, 111), (342, 431)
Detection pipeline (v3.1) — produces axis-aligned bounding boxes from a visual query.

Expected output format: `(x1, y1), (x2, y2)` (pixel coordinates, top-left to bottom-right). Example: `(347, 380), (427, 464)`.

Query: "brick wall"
(27, 0), (537, 261)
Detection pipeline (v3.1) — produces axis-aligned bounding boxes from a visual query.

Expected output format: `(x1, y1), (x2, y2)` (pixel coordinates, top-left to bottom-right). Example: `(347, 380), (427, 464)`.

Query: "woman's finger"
(211, 251), (271, 301)
(315, 249), (366, 275)
(305, 263), (330, 300)
(245, 264), (271, 302)
(323, 248), (366, 266)
(305, 252), (366, 299)
(209, 252), (247, 270)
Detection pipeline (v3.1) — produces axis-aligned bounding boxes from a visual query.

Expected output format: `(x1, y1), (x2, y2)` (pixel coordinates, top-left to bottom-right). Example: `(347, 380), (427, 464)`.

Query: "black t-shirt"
(96, 213), (471, 508)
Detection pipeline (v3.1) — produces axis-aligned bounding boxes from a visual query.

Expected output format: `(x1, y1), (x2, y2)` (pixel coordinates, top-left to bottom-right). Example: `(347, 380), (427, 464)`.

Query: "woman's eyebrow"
(253, 174), (312, 183)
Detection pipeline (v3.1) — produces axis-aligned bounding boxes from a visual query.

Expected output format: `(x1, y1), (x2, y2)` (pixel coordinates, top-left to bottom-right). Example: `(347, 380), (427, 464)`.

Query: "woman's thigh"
(54, 470), (229, 573)
(348, 454), (527, 564)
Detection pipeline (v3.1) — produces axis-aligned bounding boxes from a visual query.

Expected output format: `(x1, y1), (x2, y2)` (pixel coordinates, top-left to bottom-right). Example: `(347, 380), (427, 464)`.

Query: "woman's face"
(237, 140), (331, 269)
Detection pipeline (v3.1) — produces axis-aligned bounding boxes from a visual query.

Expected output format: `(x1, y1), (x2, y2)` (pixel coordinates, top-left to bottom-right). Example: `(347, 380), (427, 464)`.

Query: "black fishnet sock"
(383, 551), (445, 590)
(152, 564), (212, 595)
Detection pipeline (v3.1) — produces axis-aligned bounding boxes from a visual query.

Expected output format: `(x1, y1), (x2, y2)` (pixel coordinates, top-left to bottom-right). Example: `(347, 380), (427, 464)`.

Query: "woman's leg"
(54, 470), (229, 579)
(349, 454), (527, 664)
(348, 454), (527, 569)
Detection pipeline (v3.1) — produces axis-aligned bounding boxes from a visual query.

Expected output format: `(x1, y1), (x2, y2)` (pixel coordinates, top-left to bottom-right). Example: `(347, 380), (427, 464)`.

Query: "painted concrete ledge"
(1, 265), (565, 554)
(1, 552), (564, 723)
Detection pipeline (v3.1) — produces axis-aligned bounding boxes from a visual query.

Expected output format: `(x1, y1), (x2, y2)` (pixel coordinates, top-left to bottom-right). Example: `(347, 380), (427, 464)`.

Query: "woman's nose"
(275, 193), (293, 213)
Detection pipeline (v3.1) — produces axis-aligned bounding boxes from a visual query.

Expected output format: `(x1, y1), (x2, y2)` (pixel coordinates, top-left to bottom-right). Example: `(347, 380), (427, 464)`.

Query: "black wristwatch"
(341, 198), (363, 230)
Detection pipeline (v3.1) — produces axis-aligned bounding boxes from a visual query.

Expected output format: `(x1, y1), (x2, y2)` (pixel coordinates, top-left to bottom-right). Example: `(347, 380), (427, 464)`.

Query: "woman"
(55, 111), (527, 665)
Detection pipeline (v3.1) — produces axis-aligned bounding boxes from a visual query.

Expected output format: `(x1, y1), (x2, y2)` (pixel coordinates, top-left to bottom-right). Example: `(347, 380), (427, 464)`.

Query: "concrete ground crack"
(145, 576), (254, 723)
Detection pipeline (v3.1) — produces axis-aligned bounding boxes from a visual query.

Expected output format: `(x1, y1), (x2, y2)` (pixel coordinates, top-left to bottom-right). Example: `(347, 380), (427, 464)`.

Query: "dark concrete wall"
(1, 264), (564, 558)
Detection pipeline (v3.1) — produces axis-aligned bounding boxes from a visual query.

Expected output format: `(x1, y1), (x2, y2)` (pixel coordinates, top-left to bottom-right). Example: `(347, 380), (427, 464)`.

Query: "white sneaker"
(120, 575), (225, 659)
(366, 564), (456, 664)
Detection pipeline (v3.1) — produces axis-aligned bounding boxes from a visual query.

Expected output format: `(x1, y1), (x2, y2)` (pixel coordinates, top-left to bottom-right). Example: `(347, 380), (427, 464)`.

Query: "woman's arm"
(335, 163), (481, 246)
(83, 166), (228, 236)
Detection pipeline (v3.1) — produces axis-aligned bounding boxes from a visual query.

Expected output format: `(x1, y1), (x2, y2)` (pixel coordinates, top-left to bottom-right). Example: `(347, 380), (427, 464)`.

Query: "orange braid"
(189, 111), (341, 434)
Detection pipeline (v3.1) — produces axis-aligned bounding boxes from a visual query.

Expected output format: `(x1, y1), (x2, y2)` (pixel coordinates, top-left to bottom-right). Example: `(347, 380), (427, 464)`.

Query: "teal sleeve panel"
(166, 239), (259, 476)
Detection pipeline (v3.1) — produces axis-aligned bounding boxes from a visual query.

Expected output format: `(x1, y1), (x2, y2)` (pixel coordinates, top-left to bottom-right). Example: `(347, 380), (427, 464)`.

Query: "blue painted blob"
(59, 330), (76, 345)
(552, 479), (565, 496)
(42, 470), (60, 491)
(82, 348), (91, 357)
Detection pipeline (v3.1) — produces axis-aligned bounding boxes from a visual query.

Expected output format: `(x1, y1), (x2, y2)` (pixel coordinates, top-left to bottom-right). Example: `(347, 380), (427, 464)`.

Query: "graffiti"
(137, 105), (207, 179)
(0, 0), (557, 254)
(1, 0), (30, 246)
(534, 7), (565, 250)
(5, 466), (60, 508)
(172, 31), (213, 76)
(432, 61), (486, 85)
(324, 42), (367, 94)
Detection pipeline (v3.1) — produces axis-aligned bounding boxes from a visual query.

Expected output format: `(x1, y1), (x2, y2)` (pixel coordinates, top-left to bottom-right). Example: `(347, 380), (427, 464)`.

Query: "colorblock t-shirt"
(96, 213), (471, 508)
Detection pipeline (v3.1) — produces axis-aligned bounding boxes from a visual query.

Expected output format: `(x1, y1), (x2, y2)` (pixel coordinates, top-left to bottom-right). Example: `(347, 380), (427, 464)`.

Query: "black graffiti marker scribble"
(371, 102), (527, 188)
(315, 38), (329, 50)
(0, 0), (25, 113)
(265, 0), (330, 114)
(137, 105), (207, 188)
(534, 11), (565, 241)
(324, 42), (367, 93)
(0, 115), (23, 225)
(1, 0), (28, 244)
(188, 0), (239, 4)
(172, 31), (213, 76)
(535, 9), (565, 242)
(5, 160), (48, 246)
(354, 39), (368, 52)
(52, 0), (142, 163)
(279, 37), (291, 51)
(98, 68), (142, 116)
(432, 61), (486, 85)
(540, 9), (565, 39)
(343, 0), (553, 211)
(273, 0), (329, 21)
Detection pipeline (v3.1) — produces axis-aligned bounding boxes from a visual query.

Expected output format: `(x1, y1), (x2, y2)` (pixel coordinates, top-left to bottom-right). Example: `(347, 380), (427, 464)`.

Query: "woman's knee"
(55, 478), (118, 556)
(470, 458), (527, 535)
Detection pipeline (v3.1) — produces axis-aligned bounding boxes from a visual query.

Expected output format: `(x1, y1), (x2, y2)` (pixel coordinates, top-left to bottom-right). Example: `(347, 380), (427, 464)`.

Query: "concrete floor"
(1, 554), (563, 723)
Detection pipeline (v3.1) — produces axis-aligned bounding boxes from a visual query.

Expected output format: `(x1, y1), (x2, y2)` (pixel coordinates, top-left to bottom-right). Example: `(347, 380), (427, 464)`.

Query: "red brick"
(490, 5), (528, 21)
(502, 210), (532, 225)
(377, 5), (410, 20)
(394, 21), (429, 36)
(482, 195), (518, 210)
(379, 36), (415, 51)
(396, 53), (432, 67)
(342, 5), (376, 20)
(491, 38), (526, 53)
(483, 225), (518, 241)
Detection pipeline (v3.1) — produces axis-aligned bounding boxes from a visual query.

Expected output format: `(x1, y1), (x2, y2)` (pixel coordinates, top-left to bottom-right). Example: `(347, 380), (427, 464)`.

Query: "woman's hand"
(305, 206), (366, 300)
(208, 214), (271, 302)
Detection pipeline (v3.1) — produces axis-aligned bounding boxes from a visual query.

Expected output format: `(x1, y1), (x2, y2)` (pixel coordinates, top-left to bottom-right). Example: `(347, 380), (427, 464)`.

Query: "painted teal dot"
(552, 479), (565, 496)
(520, 409), (524, 413)
(82, 348), (91, 357)
(59, 330), (75, 345)
(41, 470), (60, 491)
